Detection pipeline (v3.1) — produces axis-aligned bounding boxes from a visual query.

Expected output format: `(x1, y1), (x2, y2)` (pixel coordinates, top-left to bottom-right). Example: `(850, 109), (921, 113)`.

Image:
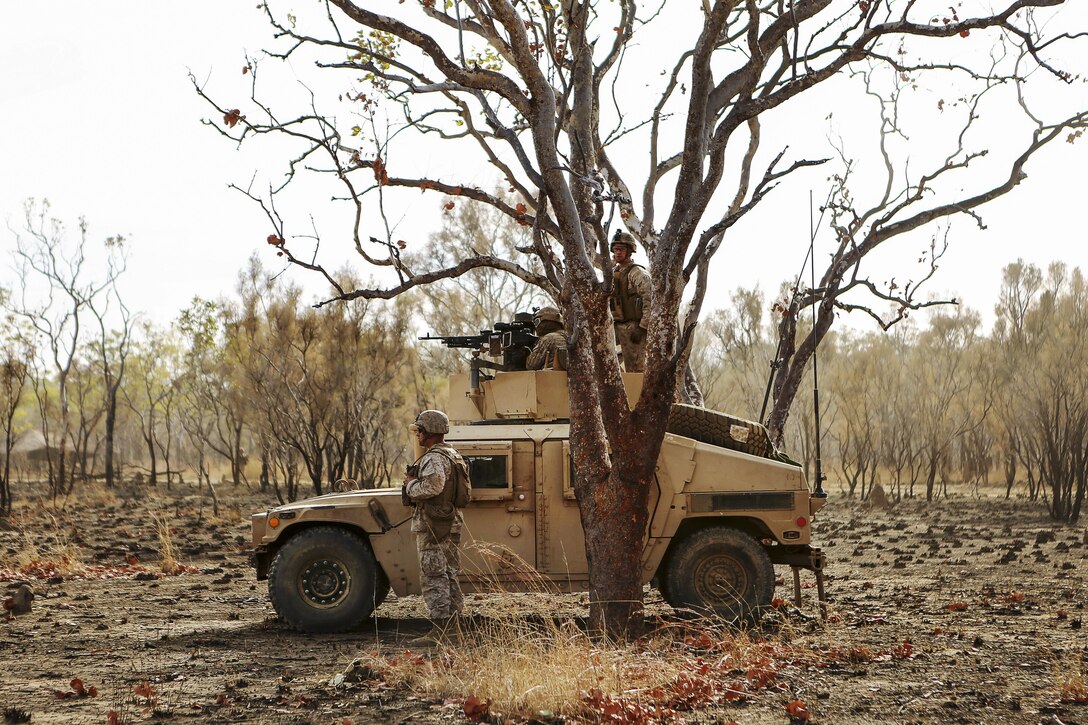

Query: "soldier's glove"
(401, 483), (412, 508)
(631, 327), (646, 344)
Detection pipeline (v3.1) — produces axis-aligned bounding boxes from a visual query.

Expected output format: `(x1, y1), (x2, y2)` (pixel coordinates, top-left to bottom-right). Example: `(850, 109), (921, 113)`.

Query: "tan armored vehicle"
(250, 369), (827, 632)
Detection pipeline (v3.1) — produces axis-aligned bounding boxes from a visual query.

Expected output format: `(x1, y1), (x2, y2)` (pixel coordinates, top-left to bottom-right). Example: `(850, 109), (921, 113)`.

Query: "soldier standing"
(403, 409), (465, 643)
(526, 306), (567, 370)
(610, 232), (652, 372)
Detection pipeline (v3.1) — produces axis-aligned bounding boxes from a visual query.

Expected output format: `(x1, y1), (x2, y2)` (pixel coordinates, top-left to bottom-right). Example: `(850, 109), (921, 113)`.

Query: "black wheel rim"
(693, 552), (748, 606)
(298, 557), (351, 608)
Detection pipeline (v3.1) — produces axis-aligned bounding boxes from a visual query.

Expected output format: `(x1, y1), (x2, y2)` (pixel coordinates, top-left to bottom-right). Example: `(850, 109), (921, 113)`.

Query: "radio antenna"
(758, 247), (811, 425)
(809, 189), (827, 498)
(758, 189), (831, 427)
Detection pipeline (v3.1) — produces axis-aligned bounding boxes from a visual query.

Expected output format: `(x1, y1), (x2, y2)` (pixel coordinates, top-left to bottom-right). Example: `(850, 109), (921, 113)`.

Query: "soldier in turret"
(610, 232), (652, 372)
(526, 306), (567, 370)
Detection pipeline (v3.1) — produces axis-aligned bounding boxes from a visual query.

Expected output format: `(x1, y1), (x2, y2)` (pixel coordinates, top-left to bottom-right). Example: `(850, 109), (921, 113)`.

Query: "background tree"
(7, 200), (123, 493)
(692, 288), (770, 417)
(89, 272), (133, 489)
(122, 322), (180, 486)
(908, 309), (990, 501)
(197, 0), (1087, 635)
(0, 317), (30, 515)
(1015, 264), (1088, 522)
(991, 260), (1044, 499)
(231, 259), (414, 498)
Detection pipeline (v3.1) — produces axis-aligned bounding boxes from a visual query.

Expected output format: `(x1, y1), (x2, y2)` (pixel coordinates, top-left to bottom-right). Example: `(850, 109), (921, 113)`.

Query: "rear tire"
(268, 526), (382, 632)
(662, 527), (774, 623)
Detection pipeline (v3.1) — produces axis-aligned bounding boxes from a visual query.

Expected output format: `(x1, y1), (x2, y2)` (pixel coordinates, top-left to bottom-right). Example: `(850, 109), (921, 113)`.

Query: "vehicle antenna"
(809, 189), (827, 498)
(758, 190), (829, 425)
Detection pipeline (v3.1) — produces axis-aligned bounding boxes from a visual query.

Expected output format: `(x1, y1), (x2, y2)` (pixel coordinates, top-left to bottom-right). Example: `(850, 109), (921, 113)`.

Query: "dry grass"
(1057, 655), (1088, 704)
(152, 509), (181, 575)
(364, 618), (773, 719)
(8, 513), (87, 577)
(346, 540), (826, 720)
(76, 483), (120, 509)
(353, 542), (786, 720)
(211, 503), (244, 525)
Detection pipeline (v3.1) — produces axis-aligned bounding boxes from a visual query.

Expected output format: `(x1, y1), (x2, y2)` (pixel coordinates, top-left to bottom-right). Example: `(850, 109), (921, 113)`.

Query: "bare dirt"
(1, 484), (1086, 725)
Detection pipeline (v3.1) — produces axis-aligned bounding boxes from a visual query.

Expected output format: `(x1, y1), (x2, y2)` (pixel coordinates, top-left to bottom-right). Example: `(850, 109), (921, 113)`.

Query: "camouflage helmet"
(533, 306), (562, 326)
(412, 409), (449, 435)
(611, 231), (638, 254)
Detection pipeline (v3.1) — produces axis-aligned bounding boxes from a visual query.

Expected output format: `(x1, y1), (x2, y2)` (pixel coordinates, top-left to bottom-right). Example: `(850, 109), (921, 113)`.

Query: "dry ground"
(0, 481), (1085, 724)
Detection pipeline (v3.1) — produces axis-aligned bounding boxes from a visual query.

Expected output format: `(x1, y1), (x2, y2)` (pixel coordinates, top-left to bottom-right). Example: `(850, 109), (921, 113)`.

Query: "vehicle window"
(466, 455), (508, 489)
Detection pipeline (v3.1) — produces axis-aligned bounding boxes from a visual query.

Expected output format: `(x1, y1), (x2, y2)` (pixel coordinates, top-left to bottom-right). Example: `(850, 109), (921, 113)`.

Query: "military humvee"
(250, 369), (827, 633)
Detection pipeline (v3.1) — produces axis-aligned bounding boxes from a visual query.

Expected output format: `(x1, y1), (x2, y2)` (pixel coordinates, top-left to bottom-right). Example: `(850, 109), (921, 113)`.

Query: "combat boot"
(407, 616), (458, 648)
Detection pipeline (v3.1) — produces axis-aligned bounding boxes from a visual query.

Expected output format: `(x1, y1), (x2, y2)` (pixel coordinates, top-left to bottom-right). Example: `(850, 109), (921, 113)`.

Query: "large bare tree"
(197, 0), (1087, 635)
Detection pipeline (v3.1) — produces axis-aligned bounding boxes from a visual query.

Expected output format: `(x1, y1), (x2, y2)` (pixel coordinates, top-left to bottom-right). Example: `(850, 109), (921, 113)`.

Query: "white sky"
(1, 2), (1086, 334)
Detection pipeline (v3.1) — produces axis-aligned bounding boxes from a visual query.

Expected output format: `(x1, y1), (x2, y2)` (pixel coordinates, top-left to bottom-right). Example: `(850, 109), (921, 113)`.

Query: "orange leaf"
(107, 711), (121, 725)
(515, 202), (527, 215)
(223, 109), (245, 128)
(463, 695), (492, 721)
(947, 601), (969, 611)
(266, 234), (285, 247)
(71, 678), (85, 695)
(787, 699), (812, 721)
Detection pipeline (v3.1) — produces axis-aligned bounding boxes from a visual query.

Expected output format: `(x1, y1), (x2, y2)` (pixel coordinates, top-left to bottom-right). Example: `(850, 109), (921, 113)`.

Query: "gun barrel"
(418, 333), (489, 350)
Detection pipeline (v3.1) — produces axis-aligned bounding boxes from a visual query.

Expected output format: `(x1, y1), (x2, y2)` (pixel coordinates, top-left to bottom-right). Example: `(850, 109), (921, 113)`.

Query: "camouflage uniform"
(405, 444), (464, 619)
(612, 263), (652, 372)
(526, 330), (566, 370)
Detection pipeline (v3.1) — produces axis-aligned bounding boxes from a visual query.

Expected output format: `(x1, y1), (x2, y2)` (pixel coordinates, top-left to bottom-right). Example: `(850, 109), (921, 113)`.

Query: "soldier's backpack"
(432, 446), (472, 508)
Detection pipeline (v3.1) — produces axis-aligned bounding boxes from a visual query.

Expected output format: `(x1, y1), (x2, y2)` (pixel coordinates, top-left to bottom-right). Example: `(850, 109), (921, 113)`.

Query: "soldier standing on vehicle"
(403, 409), (467, 644)
(610, 232), (652, 372)
(526, 306), (567, 370)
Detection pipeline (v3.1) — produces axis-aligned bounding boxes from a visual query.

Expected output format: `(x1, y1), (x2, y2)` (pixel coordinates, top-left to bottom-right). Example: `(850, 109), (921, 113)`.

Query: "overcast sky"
(2, 2), (1086, 333)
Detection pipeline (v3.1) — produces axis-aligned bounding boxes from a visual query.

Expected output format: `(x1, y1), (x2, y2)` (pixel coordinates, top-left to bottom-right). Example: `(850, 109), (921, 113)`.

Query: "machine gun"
(420, 312), (538, 372)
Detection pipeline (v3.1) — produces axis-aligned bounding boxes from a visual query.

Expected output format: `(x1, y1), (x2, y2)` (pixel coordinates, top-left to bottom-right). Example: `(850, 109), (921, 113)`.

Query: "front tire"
(662, 527), (774, 623)
(268, 526), (382, 633)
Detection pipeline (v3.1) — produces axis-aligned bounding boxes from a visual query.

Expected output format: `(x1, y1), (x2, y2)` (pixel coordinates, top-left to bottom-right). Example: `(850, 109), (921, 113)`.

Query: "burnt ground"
(0, 483), (1086, 725)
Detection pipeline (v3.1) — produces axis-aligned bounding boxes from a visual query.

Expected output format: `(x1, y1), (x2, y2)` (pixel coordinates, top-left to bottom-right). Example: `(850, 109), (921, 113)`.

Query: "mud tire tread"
(661, 527), (775, 623)
(666, 404), (774, 459)
(268, 526), (382, 633)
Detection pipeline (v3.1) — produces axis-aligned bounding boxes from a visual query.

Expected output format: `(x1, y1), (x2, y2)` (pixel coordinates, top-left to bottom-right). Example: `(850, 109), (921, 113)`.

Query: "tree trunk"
(925, 451), (939, 502)
(145, 430), (158, 485)
(578, 466), (652, 638)
(232, 422), (244, 485)
(562, 289), (676, 637)
(104, 388), (117, 488)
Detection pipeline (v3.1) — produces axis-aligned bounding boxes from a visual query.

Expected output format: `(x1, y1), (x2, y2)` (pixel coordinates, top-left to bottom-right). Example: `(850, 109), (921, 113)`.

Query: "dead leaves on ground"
(53, 677), (97, 699)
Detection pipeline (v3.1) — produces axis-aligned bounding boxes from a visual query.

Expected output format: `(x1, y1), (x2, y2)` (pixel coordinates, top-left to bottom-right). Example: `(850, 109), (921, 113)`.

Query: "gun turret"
(419, 312), (538, 371)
